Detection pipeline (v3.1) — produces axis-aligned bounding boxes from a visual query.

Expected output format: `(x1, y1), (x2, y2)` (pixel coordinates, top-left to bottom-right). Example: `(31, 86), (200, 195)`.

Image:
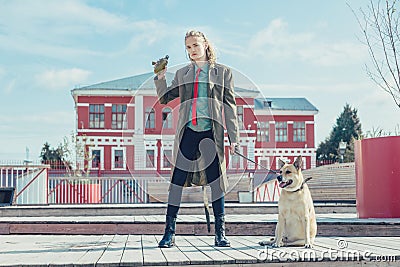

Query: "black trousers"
(167, 127), (225, 218)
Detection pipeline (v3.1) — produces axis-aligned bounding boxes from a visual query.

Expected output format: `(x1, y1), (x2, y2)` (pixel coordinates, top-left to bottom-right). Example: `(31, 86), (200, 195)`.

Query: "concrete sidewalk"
(0, 234), (399, 266)
(1, 213), (400, 236)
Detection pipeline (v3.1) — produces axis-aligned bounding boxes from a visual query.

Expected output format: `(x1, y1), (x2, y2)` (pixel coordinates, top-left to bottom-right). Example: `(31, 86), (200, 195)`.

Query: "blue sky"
(0, 0), (399, 161)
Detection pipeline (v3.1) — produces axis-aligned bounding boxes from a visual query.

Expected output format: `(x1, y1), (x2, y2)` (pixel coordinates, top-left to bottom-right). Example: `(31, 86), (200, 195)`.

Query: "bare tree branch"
(350, 0), (400, 108)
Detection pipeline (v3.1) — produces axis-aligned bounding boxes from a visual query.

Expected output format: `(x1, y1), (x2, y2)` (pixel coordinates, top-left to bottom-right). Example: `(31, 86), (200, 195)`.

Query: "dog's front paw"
(304, 243), (313, 249)
(272, 242), (283, 248)
(259, 238), (274, 246)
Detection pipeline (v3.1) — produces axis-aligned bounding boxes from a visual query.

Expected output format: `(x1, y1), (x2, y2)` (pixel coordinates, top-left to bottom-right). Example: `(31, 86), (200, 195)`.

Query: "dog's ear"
(294, 156), (303, 170)
(278, 158), (286, 169)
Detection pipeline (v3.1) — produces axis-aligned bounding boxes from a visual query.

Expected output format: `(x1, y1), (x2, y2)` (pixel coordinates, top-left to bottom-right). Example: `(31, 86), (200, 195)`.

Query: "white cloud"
(250, 19), (313, 48)
(356, 88), (400, 133)
(0, 0), (168, 61)
(0, 67), (16, 94)
(0, 0), (129, 35)
(0, 34), (103, 62)
(358, 86), (397, 107)
(35, 68), (91, 91)
(0, 111), (74, 161)
(258, 82), (373, 95)
(3, 79), (16, 94)
(0, 111), (73, 126)
(298, 42), (366, 67)
(248, 18), (367, 67)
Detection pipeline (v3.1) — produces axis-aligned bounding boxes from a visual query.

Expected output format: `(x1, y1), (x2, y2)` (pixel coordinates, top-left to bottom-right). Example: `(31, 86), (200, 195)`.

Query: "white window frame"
(89, 146), (104, 170)
(237, 105), (244, 130)
(301, 157), (307, 169)
(258, 157), (270, 170)
(145, 149), (156, 170)
(145, 107), (156, 129)
(229, 145), (244, 169)
(275, 121), (288, 142)
(162, 107), (173, 129)
(276, 156), (289, 169)
(111, 147), (126, 170)
(160, 148), (173, 170)
(293, 121), (306, 142)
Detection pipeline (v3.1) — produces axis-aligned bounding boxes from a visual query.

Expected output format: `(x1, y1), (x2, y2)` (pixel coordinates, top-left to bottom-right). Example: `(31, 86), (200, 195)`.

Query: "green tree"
(40, 142), (65, 169)
(317, 104), (362, 163)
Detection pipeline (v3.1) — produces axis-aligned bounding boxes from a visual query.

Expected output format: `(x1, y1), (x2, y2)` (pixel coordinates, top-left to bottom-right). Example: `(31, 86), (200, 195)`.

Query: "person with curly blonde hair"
(154, 30), (239, 248)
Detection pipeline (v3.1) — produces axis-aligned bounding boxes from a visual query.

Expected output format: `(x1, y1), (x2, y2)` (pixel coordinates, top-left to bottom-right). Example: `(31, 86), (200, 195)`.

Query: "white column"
(247, 138), (255, 169)
(133, 95), (145, 169)
(135, 95), (143, 135)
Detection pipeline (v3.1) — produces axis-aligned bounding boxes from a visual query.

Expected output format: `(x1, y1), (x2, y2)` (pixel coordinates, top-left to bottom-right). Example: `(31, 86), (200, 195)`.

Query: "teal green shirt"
(187, 64), (212, 131)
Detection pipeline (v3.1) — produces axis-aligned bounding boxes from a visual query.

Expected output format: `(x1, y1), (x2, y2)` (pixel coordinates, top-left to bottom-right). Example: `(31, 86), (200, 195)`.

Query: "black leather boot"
(214, 215), (230, 247)
(158, 215), (176, 248)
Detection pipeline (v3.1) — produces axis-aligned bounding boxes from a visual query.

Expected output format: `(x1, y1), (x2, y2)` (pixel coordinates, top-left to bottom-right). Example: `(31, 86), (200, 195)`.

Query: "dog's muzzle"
(276, 175), (293, 188)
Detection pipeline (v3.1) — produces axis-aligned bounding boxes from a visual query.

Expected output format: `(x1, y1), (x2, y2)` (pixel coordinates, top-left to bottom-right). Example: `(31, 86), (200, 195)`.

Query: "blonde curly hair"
(185, 30), (216, 66)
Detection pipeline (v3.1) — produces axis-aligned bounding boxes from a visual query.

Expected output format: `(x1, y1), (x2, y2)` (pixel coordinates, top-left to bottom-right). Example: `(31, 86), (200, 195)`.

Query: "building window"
(114, 149), (124, 169)
(275, 121), (288, 142)
(145, 107), (155, 129)
(92, 149), (101, 168)
(89, 104), (104, 129)
(112, 104), (127, 129)
(301, 157), (307, 169)
(259, 158), (270, 170)
(293, 121), (306, 142)
(162, 107), (172, 129)
(146, 150), (155, 168)
(263, 100), (272, 108)
(230, 146), (243, 169)
(231, 154), (240, 169)
(256, 121), (269, 142)
(237, 106), (244, 130)
(163, 150), (172, 168)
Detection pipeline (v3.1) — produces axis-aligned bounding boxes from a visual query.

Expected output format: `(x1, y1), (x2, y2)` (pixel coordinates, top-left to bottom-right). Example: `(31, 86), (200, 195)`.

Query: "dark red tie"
(191, 68), (201, 126)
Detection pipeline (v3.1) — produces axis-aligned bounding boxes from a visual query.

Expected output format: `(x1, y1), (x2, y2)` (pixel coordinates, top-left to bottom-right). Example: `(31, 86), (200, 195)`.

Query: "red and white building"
(71, 71), (319, 175)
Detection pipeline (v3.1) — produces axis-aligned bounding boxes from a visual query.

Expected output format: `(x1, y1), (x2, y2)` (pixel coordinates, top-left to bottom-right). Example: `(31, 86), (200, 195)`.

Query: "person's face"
(185, 36), (208, 62)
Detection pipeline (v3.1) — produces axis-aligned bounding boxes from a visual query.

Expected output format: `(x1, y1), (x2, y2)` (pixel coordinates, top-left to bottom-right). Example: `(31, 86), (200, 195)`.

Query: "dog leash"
(234, 150), (279, 174)
(202, 150), (278, 233)
(235, 150), (313, 181)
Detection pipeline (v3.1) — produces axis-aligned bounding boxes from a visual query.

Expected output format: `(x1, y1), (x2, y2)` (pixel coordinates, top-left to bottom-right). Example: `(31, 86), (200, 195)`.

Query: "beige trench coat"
(154, 63), (239, 193)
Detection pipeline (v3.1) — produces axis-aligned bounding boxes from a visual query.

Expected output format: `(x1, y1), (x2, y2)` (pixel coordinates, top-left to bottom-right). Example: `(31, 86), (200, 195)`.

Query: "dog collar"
(292, 176), (312, 193)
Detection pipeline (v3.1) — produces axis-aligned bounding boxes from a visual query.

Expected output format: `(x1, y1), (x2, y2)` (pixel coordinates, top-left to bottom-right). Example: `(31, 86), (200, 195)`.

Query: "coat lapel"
(208, 65), (217, 93)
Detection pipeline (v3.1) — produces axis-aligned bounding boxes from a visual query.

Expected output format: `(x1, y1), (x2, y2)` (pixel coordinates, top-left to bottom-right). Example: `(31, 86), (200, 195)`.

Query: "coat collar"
(182, 63), (219, 95)
(182, 64), (194, 85)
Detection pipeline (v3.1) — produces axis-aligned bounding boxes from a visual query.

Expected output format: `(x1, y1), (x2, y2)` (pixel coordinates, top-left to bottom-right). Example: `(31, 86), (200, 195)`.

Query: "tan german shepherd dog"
(259, 156), (317, 248)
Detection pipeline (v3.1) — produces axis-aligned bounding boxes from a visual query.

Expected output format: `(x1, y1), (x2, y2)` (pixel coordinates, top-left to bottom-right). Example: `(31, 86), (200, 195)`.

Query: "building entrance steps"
(1, 204), (399, 236)
(0, 202), (356, 217)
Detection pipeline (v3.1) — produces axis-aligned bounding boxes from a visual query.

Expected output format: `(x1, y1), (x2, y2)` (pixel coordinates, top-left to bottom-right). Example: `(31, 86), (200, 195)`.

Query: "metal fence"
(254, 180), (281, 202)
(1, 160), (279, 205)
(0, 163), (150, 205)
(0, 164), (49, 205)
(48, 176), (148, 204)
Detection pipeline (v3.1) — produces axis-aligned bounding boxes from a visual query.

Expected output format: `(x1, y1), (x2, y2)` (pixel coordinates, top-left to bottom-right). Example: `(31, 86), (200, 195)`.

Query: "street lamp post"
(338, 140), (347, 163)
